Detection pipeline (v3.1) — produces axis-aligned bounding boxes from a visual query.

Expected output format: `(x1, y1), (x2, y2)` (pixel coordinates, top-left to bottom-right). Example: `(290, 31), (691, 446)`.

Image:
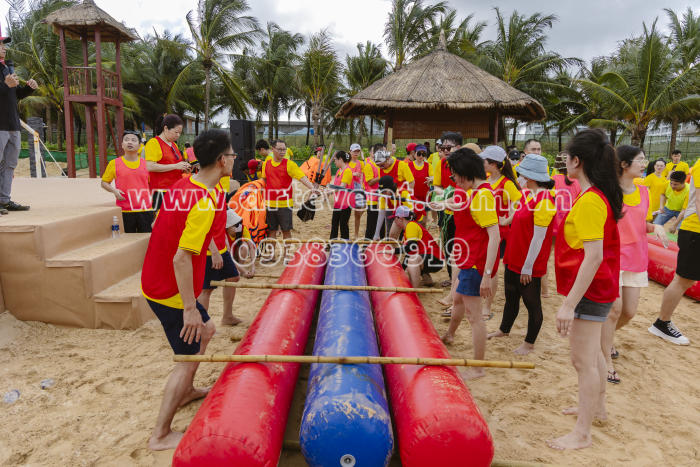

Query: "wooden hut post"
(59, 27), (75, 178)
(386, 111), (394, 146)
(115, 38), (124, 157)
(82, 35), (96, 178)
(493, 110), (499, 145)
(94, 27), (108, 174)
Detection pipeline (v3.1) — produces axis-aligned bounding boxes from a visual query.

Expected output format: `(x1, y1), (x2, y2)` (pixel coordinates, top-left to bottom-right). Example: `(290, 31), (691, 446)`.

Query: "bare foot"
(441, 333), (454, 345)
(487, 330), (508, 340)
(513, 342), (534, 355)
(546, 431), (592, 450)
(561, 406), (608, 422)
(461, 368), (485, 381)
(437, 295), (452, 307)
(221, 315), (242, 326)
(148, 430), (184, 451)
(178, 386), (210, 408)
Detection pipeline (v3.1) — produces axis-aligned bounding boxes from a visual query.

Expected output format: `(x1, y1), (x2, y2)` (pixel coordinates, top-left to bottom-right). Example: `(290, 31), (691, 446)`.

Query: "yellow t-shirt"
(410, 160), (434, 176)
(563, 190), (608, 250)
(433, 158), (447, 187)
(286, 148), (294, 159)
(624, 184), (653, 222)
(644, 174), (669, 213)
(427, 152), (440, 167)
(339, 167), (353, 186)
(144, 138), (174, 163)
(470, 189), (499, 228)
(363, 160), (380, 206)
(528, 195), (557, 227)
(101, 157), (142, 183)
(404, 220), (423, 242)
(664, 184), (689, 212)
(262, 158), (306, 208)
(490, 176), (523, 205)
(381, 159), (415, 184)
(662, 161), (690, 178)
(680, 175), (700, 233)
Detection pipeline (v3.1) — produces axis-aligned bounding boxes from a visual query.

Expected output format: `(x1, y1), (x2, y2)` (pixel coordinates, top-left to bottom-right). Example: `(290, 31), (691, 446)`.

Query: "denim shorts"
(456, 268), (482, 297)
(573, 297), (613, 322)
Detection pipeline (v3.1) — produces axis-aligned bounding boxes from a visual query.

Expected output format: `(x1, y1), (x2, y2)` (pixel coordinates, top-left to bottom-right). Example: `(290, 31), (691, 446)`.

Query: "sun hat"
(406, 143), (417, 152)
(389, 205), (412, 219)
(374, 150), (389, 164)
(516, 154), (551, 183)
(463, 143), (482, 154)
(350, 143), (361, 152)
(479, 145), (507, 162)
(226, 209), (243, 230)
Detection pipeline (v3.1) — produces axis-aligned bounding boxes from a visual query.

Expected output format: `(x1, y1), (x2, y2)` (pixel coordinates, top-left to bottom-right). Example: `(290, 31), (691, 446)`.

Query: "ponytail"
(566, 129), (623, 221)
(487, 157), (521, 190)
(156, 114), (184, 135)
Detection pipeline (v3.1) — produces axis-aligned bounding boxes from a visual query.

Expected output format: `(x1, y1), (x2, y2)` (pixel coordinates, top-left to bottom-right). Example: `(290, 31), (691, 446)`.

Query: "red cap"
(247, 159), (259, 171)
(315, 146), (323, 152)
(406, 143), (417, 152)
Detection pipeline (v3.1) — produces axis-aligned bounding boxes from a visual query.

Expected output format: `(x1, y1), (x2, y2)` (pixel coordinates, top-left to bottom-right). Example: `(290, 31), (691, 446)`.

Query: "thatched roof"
(337, 39), (546, 122)
(43, 0), (138, 42)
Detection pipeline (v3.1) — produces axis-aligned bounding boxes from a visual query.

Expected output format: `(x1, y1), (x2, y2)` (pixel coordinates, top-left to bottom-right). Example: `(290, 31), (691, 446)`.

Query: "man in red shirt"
(141, 129), (235, 451)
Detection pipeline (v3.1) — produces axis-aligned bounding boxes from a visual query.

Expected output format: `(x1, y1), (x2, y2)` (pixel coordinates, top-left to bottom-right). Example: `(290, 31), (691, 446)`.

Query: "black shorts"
(267, 207), (293, 231)
(121, 211), (154, 233)
(147, 300), (210, 355)
(499, 239), (507, 259)
(203, 250), (239, 289)
(151, 190), (166, 212)
(573, 297), (613, 322)
(677, 229), (700, 281)
(403, 254), (445, 274)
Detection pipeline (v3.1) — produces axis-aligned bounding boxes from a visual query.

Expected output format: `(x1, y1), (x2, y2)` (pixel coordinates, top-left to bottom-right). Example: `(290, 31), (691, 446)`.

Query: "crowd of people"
(94, 113), (699, 452)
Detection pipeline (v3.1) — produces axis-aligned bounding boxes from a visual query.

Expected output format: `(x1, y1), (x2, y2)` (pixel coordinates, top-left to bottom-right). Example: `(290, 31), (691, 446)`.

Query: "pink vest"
(333, 167), (352, 210)
(553, 174), (581, 236)
(618, 185), (649, 272)
(115, 157), (152, 211)
(364, 160), (380, 204)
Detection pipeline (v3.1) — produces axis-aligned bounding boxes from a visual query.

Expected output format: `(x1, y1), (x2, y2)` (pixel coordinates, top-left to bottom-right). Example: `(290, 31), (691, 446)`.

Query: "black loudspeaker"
(230, 119), (256, 185)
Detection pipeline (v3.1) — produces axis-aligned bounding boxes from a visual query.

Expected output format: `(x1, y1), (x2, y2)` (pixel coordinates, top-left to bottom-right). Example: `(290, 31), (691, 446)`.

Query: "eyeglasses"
(222, 152), (237, 158)
(634, 157), (648, 164)
(274, 146), (286, 152)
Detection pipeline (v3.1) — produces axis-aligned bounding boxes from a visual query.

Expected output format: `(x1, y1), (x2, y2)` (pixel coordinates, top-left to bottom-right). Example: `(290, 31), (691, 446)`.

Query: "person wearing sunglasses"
(408, 145), (433, 223)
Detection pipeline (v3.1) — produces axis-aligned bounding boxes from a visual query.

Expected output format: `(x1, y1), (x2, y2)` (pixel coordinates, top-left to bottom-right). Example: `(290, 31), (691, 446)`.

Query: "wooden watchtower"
(44, 0), (137, 178)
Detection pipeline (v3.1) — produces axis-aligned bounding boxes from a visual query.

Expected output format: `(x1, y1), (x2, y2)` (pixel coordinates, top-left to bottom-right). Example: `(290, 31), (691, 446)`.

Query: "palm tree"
(578, 21), (699, 147)
(233, 23), (303, 140)
(478, 8), (581, 143)
(414, 9), (487, 61)
(345, 41), (388, 144)
(171, 0), (260, 130)
(383, 0), (448, 70)
(297, 30), (342, 146)
(661, 7), (700, 152)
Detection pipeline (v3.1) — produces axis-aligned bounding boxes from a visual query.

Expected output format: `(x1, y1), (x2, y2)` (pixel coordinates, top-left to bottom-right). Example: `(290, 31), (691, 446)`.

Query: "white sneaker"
(648, 320), (690, 345)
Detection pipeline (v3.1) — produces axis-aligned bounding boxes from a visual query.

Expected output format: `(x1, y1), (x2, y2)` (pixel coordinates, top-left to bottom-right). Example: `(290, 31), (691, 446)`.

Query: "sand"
(1, 181), (699, 466)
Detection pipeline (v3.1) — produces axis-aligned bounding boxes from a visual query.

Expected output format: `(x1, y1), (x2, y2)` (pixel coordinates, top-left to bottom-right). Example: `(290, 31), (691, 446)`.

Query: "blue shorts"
(203, 250), (239, 289)
(147, 300), (210, 355)
(456, 268), (482, 297)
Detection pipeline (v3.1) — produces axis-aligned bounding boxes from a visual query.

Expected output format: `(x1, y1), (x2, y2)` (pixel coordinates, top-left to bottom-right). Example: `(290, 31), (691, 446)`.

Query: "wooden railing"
(67, 66), (120, 99)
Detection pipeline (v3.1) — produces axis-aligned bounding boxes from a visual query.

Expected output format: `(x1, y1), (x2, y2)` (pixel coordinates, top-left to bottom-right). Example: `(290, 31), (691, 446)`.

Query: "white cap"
(374, 149), (389, 164)
(390, 205), (412, 219)
(349, 143), (361, 152)
(479, 145), (507, 163)
(226, 209), (243, 230)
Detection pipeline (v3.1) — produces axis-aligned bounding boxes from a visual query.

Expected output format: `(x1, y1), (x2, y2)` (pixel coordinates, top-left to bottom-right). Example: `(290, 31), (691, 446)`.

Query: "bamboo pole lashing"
(173, 354), (535, 369)
(209, 281), (443, 294)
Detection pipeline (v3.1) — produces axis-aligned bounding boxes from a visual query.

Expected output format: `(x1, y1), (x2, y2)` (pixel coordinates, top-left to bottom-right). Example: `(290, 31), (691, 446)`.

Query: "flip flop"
(441, 307), (453, 317)
(607, 370), (620, 384)
(611, 348), (620, 359)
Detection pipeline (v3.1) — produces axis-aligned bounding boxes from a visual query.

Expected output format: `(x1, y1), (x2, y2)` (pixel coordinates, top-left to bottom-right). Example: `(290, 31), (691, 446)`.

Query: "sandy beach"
(1, 176), (699, 466)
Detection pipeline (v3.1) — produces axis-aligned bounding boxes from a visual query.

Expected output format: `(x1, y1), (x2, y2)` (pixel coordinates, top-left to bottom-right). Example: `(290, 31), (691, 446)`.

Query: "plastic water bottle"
(111, 216), (120, 238)
(3, 389), (20, 404)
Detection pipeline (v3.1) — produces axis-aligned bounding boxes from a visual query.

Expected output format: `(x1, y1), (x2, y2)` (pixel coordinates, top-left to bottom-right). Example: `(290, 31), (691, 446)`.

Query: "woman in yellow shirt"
(644, 159), (668, 215)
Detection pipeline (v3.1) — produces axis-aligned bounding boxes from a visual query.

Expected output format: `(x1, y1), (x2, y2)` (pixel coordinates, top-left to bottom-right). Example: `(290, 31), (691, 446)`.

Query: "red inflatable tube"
(173, 244), (327, 466)
(363, 245), (494, 467)
(647, 238), (700, 301)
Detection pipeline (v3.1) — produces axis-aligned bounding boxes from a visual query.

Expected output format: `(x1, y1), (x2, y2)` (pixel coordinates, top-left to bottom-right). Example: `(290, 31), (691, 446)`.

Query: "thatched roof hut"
(44, 0), (138, 42)
(336, 34), (545, 142)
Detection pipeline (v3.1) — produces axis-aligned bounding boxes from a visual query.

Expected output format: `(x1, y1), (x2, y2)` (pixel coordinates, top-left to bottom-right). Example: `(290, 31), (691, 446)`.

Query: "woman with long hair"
(548, 128), (622, 451)
(488, 154), (556, 355)
(601, 146), (667, 383)
(482, 145), (522, 320)
(145, 114), (189, 210)
(330, 151), (353, 240)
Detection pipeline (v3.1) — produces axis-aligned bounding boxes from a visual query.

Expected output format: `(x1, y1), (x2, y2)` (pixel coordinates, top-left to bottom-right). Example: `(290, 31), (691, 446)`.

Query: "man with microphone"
(0, 29), (38, 213)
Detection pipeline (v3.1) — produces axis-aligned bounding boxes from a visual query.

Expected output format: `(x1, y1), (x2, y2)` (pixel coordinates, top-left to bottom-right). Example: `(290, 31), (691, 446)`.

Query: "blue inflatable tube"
(299, 244), (394, 467)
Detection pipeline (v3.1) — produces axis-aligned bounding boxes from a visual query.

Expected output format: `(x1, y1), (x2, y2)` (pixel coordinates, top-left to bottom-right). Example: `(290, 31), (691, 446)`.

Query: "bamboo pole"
(174, 354), (535, 369)
(252, 274), (281, 279)
(210, 281), (443, 294)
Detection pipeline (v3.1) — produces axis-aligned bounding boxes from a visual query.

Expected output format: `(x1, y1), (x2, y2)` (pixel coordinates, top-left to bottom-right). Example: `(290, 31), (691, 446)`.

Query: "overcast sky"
(1, 0), (697, 123)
